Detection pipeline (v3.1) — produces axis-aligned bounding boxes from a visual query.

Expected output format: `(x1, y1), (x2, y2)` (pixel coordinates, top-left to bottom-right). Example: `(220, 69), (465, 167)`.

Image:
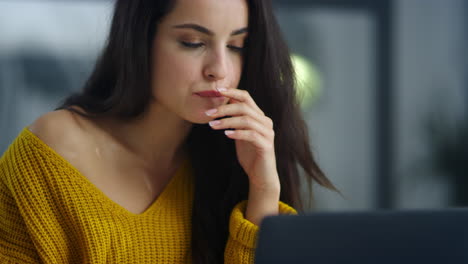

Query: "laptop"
(255, 208), (468, 264)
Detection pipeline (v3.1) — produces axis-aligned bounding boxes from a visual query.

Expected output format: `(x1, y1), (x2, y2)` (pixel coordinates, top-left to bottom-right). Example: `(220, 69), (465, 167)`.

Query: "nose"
(203, 49), (228, 82)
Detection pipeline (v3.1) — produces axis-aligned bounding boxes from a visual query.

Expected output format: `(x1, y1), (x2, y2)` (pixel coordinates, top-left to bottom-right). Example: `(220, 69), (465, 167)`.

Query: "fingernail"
(209, 120), (221, 126)
(225, 130), (235, 135)
(217, 87), (227, 92)
(205, 108), (218, 116)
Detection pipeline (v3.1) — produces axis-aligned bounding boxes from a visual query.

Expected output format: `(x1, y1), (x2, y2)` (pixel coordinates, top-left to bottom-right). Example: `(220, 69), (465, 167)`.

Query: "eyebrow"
(172, 23), (248, 36)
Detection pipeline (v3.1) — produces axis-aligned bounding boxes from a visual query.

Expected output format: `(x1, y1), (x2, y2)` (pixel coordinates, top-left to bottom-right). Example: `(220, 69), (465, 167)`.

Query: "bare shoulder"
(29, 109), (86, 152)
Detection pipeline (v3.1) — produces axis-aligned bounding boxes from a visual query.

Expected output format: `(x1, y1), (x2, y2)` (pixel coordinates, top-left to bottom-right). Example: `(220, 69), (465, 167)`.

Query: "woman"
(0, 0), (336, 263)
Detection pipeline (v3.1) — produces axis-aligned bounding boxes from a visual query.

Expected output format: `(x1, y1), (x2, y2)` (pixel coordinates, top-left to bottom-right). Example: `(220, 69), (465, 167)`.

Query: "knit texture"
(0, 128), (297, 263)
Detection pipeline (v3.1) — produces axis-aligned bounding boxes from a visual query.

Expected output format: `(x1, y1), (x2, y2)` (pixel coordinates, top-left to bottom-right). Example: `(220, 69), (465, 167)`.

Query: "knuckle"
(252, 131), (261, 140)
(241, 104), (250, 114)
(242, 116), (251, 126)
(267, 117), (273, 127)
(266, 144), (275, 152)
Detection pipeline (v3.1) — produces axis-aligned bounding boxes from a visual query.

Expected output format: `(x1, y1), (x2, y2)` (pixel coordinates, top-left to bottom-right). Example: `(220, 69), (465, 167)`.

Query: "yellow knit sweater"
(0, 128), (296, 263)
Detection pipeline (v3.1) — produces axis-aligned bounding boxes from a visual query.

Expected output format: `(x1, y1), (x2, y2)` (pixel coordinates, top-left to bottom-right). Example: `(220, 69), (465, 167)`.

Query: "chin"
(184, 101), (228, 125)
(183, 111), (213, 125)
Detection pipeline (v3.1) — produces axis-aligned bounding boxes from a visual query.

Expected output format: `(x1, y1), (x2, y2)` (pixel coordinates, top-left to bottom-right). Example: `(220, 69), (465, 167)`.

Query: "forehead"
(161, 0), (249, 33)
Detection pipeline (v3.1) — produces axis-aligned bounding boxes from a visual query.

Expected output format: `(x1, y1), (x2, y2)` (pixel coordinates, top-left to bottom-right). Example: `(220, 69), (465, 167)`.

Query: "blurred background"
(0, 0), (466, 211)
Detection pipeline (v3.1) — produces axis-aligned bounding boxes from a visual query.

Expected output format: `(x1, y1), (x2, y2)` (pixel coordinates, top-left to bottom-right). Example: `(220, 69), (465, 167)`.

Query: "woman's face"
(150, 0), (248, 124)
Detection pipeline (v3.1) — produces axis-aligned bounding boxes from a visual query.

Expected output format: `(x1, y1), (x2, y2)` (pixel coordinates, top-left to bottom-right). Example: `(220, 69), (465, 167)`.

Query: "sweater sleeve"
(224, 200), (297, 264)
(0, 153), (41, 263)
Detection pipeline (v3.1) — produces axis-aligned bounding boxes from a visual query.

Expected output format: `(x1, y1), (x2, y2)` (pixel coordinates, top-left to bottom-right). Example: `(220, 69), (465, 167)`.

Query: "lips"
(195, 90), (223, 97)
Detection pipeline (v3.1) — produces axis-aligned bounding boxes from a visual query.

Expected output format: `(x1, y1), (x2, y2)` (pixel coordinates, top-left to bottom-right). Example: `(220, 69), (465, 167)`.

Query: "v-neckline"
(23, 127), (189, 217)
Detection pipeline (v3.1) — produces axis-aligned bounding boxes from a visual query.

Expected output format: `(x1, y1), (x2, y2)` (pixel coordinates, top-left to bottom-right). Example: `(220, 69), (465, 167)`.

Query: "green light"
(291, 54), (322, 108)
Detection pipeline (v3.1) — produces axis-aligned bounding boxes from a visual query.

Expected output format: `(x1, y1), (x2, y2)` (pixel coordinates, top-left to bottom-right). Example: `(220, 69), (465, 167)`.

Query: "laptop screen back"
(255, 209), (468, 264)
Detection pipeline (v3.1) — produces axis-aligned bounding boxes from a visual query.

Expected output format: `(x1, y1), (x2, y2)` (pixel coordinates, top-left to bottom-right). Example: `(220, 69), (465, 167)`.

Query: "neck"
(102, 104), (193, 169)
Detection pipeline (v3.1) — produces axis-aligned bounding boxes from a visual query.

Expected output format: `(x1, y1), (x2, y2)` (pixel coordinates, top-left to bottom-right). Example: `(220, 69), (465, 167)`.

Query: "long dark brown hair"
(58, 0), (337, 263)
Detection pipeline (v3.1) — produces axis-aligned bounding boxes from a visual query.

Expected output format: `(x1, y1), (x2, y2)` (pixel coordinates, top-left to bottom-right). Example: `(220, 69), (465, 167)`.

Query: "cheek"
(155, 52), (192, 80)
(152, 49), (200, 94)
(231, 60), (243, 87)
(220, 54), (241, 88)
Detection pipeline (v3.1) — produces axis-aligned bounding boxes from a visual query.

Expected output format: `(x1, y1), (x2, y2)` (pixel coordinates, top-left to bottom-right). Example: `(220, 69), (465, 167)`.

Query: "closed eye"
(180, 41), (243, 53)
(180, 41), (204, 48)
(228, 45), (244, 53)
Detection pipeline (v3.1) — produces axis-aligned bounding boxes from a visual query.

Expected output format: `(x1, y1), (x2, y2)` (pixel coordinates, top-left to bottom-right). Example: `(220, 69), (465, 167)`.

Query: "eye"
(180, 41), (204, 49)
(228, 45), (244, 53)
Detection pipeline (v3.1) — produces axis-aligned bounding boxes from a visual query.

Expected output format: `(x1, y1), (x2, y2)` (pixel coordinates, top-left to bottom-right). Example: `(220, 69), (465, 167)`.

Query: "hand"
(205, 88), (280, 191)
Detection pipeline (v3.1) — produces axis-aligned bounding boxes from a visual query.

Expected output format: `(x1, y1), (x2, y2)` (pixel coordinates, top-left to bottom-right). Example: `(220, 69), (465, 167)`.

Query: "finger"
(206, 103), (271, 128)
(209, 116), (274, 139)
(224, 130), (274, 152)
(217, 88), (264, 116)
